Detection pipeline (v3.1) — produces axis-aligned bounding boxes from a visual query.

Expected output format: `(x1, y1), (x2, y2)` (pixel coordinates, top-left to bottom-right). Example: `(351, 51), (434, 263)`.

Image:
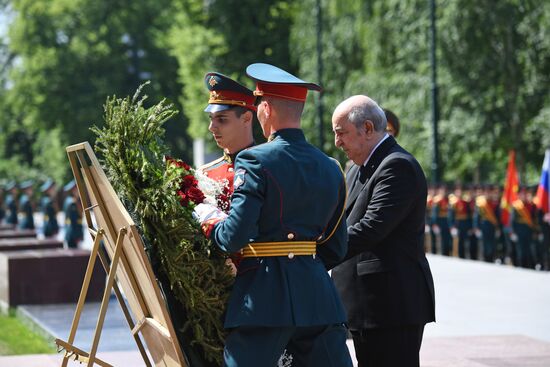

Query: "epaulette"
(512, 199), (525, 210)
(476, 195), (487, 207)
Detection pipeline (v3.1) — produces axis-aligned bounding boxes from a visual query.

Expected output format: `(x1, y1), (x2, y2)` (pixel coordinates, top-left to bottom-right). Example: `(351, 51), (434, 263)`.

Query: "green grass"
(0, 310), (55, 355)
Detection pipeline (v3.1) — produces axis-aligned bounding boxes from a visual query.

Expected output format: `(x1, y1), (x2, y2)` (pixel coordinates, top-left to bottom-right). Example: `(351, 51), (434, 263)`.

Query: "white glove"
(193, 203), (228, 224)
(474, 228), (482, 238)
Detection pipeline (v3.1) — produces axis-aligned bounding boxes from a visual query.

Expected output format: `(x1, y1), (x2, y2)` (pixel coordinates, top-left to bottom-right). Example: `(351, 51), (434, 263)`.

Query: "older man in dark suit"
(331, 95), (435, 367)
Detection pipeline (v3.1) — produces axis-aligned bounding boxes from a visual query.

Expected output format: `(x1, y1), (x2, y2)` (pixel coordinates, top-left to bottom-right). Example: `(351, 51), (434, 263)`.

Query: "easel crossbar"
(55, 339), (113, 367)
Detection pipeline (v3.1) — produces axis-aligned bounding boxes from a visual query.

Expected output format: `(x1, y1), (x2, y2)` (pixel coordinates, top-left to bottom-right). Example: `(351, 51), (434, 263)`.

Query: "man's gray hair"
(347, 98), (387, 132)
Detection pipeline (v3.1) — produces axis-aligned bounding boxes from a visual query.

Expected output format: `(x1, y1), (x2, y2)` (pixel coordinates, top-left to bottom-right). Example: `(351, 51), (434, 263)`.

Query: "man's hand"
(225, 258), (237, 277)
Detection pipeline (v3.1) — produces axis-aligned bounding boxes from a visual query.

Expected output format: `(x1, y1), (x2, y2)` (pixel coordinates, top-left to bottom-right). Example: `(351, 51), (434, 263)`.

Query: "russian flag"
(534, 149), (550, 213)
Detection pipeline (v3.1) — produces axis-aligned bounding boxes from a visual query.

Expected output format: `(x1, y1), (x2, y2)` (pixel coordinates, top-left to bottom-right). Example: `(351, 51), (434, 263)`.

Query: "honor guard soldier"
(200, 72), (257, 213)
(40, 179), (60, 237)
(431, 183), (452, 255)
(538, 207), (550, 270)
(195, 63), (352, 367)
(474, 185), (501, 262)
(426, 184), (437, 253)
(448, 184), (472, 258)
(63, 180), (83, 248)
(4, 181), (18, 225)
(528, 185), (545, 270)
(510, 186), (537, 268)
(18, 180), (35, 230)
(465, 185), (479, 260)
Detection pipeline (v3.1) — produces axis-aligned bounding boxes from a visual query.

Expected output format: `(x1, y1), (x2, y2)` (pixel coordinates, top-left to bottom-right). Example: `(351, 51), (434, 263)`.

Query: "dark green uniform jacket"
(211, 129), (348, 328)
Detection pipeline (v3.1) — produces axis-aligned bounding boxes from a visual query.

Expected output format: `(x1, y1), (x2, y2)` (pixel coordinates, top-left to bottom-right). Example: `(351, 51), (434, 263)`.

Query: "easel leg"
(97, 245), (152, 367)
(87, 227), (126, 367)
(61, 229), (105, 367)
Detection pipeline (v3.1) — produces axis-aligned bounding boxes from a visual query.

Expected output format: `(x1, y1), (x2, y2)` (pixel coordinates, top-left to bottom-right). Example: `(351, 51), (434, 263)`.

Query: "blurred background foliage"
(0, 0), (548, 186)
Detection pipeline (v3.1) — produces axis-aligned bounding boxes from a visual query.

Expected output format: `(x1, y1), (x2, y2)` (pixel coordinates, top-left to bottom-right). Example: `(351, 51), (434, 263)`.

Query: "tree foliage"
(1, 0), (190, 183)
(0, 0), (549, 183)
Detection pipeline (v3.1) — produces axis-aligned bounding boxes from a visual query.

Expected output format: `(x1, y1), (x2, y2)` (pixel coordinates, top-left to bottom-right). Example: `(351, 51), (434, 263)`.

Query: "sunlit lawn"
(0, 310), (55, 355)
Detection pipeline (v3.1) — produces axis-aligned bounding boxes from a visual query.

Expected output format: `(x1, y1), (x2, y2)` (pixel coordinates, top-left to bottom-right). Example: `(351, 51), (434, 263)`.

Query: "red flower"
(187, 186), (205, 204)
(166, 156), (191, 171)
(177, 190), (189, 207)
(168, 158), (205, 207)
(181, 174), (198, 189)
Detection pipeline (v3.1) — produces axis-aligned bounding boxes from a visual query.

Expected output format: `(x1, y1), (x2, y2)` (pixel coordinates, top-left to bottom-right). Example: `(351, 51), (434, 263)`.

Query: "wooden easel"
(55, 142), (187, 367)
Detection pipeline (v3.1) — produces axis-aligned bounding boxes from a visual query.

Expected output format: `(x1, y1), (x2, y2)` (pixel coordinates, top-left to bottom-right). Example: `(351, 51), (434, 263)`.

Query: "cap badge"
(208, 76), (218, 87)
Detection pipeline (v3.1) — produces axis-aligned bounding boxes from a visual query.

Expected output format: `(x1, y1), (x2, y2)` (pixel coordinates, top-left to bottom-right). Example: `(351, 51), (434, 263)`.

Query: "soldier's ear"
(243, 110), (253, 125)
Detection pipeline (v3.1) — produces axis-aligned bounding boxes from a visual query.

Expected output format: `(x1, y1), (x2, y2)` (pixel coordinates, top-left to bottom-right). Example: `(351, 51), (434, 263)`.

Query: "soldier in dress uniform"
(426, 184), (437, 253)
(200, 72), (257, 213)
(474, 185), (501, 262)
(528, 185), (545, 270)
(40, 179), (60, 237)
(540, 209), (550, 270)
(195, 63), (352, 367)
(18, 180), (35, 230)
(510, 186), (537, 268)
(63, 180), (83, 248)
(464, 184), (479, 260)
(4, 181), (19, 225)
(431, 183), (452, 255)
(448, 184), (472, 258)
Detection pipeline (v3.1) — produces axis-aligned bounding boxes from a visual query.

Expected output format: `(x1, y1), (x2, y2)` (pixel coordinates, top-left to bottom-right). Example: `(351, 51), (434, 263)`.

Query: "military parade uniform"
(63, 181), (83, 248)
(4, 183), (18, 225)
(431, 193), (452, 255)
(474, 194), (500, 262)
(200, 72), (258, 269)
(511, 197), (536, 268)
(448, 193), (471, 258)
(18, 181), (35, 230)
(539, 211), (550, 270)
(465, 190), (479, 260)
(40, 180), (59, 237)
(197, 64), (352, 367)
(426, 192), (437, 253)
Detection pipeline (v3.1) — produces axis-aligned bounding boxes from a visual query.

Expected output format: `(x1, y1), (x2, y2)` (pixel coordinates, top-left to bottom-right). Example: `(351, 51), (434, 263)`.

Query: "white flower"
(277, 350), (293, 367)
(194, 169), (225, 206)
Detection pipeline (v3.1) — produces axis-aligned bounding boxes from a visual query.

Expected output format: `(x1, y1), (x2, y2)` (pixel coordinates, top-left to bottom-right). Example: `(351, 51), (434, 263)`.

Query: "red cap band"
(209, 90), (257, 111)
(254, 82), (308, 102)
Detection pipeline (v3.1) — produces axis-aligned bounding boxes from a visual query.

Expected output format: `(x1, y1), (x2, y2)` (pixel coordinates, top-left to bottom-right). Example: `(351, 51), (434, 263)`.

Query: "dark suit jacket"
(332, 136), (436, 329)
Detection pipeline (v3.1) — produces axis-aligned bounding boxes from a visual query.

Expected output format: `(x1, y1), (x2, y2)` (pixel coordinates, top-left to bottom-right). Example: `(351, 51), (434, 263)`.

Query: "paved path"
(2, 254), (550, 366)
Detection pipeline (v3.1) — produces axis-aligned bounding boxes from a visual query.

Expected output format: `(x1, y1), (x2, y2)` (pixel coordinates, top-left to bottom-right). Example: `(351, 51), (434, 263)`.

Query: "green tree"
(168, 0), (296, 140)
(438, 0), (550, 183)
(292, 0), (433, 170)
(1, 0), (191, 182)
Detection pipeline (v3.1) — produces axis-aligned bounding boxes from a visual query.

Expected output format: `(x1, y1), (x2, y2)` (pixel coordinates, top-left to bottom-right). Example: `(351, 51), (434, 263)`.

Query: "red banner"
(500, 150), (519, 227)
